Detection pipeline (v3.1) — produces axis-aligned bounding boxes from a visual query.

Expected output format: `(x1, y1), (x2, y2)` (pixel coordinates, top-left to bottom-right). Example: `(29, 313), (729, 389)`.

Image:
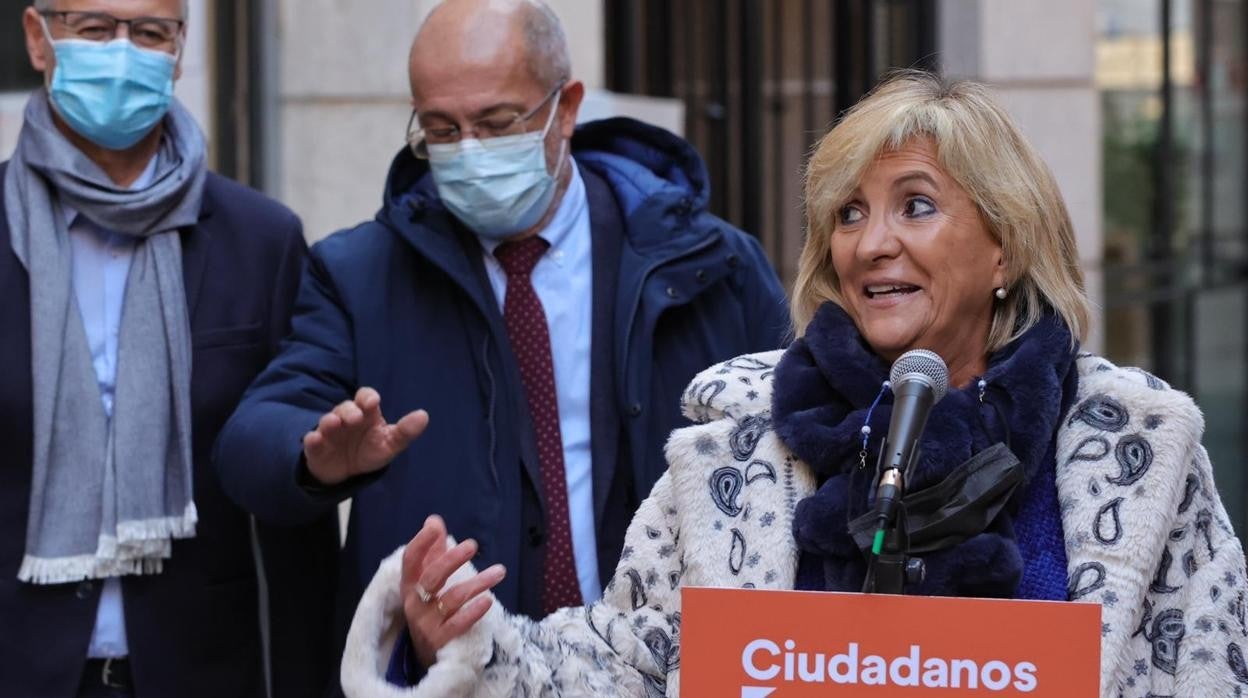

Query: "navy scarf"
(773, 302), (1077, 599)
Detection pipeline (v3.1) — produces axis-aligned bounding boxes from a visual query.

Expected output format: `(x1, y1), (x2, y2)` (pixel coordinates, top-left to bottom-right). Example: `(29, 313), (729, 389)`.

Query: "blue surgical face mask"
(426, 91), (566, 241)
(41, 21), (178, 150)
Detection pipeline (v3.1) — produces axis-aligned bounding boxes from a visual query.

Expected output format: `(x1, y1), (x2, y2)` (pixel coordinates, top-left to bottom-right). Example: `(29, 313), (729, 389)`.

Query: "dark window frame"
(604, 0), (936, 249)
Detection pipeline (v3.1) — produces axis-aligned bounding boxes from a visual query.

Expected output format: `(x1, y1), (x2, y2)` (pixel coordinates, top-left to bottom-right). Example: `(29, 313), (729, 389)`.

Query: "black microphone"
(872, 349), (949, 545)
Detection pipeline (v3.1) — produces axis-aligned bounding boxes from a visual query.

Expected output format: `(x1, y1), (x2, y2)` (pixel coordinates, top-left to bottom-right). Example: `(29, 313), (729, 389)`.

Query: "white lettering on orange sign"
(741, 639), (1039, 692)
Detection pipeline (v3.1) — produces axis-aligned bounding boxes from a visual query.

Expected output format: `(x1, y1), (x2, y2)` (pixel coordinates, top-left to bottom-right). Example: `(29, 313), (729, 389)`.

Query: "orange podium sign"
(680, 587), (1100, 697)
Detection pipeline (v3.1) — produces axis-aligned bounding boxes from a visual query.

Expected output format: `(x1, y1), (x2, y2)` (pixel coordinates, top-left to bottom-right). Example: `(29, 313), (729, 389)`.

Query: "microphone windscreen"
(889, 349), (950, 403)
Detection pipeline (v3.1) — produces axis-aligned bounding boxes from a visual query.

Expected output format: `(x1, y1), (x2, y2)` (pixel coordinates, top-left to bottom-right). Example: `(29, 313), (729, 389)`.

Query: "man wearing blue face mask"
(0, 2), (338, 697)
(214, 0), (788, 690)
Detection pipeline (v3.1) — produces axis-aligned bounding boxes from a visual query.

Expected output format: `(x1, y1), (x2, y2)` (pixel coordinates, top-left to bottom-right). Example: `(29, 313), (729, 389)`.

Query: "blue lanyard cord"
(857, 380), (891, 469)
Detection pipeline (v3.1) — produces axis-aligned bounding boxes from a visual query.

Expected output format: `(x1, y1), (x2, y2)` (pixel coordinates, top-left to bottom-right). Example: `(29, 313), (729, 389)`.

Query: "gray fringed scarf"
(5, 90), (205, 584)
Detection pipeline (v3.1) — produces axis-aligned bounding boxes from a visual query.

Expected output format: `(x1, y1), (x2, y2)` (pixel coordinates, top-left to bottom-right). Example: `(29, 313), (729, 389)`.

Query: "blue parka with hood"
(215, 117), (788, 655)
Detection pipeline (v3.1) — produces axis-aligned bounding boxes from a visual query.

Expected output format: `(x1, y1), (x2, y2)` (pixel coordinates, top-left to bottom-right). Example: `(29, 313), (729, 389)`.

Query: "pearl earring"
(994, 287), (1007, 300)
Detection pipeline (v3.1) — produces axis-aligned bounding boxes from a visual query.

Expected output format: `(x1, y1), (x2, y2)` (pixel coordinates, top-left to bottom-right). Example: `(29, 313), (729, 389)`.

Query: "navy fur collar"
(772, 302), (1078, 598)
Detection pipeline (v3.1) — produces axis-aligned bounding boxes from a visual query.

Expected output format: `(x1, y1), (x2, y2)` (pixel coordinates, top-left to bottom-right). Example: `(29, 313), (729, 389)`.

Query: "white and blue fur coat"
(342, 351), (1248, 697)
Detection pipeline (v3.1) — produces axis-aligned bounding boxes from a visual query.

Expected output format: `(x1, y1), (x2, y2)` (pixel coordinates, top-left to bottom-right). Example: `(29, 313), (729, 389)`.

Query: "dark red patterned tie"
(495, 236), (583, 613)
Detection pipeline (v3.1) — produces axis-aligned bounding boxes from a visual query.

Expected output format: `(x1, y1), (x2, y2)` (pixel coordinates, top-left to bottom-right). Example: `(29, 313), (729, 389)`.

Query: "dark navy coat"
(0, 163), (339, 697)
(214, 118), (789, 674)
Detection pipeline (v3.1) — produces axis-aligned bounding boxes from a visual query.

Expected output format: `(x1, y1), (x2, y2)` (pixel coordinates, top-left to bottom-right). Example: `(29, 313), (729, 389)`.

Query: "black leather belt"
(83, 657), (133, 691)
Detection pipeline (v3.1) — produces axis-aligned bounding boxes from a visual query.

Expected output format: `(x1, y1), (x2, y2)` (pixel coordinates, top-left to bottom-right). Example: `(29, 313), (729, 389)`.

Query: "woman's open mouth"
(864, 284), (920, 300)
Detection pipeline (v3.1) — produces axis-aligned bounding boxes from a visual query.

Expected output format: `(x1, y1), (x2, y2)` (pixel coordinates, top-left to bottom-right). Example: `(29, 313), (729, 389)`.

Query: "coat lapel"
(584, 166), (625, 523)
(180, 186), (215, 321)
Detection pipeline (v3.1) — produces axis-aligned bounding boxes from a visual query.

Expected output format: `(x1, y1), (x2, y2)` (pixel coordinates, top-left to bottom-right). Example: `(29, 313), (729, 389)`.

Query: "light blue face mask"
(42, 24), (178, 151)
(426, 92), (567, 241)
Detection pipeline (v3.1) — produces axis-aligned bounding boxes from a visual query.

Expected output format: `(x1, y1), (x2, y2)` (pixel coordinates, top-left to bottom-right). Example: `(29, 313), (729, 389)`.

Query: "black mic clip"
(870, 548), (927, 593)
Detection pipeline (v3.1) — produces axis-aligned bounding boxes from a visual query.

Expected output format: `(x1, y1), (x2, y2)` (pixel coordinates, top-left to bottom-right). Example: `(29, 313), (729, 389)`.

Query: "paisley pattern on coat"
(1058, 355), (1247, 696)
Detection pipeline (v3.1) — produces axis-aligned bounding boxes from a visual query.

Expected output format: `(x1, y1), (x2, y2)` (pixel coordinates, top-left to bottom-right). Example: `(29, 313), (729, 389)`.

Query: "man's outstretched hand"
(302, 387), (428, 486)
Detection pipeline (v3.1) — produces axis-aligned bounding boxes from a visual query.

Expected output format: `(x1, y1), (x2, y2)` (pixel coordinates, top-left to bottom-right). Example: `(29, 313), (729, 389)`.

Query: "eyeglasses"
(40, 10), (184, 51)
(406, 80), (567, 159)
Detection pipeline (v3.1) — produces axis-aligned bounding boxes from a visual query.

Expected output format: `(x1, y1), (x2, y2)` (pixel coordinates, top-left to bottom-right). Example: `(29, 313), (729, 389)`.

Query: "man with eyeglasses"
(0, 2), (338, 697)
(215, 0), (787, 690)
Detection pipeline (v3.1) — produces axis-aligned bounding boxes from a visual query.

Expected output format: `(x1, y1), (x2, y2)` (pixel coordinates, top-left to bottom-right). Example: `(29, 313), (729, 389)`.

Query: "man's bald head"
(411, 0), (570, 92)
(406, 0), (586, 242)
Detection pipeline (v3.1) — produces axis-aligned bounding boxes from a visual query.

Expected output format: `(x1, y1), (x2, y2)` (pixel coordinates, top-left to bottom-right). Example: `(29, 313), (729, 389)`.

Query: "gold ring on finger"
(436, 599), (448, 617)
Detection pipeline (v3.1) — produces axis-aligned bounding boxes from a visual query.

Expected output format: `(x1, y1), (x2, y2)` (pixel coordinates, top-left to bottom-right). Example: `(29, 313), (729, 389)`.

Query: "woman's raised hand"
(399, 515), (507, 667)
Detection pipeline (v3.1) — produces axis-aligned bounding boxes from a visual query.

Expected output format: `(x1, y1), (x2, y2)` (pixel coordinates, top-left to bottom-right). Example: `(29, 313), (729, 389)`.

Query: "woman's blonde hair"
(794, 70), (1090, 351)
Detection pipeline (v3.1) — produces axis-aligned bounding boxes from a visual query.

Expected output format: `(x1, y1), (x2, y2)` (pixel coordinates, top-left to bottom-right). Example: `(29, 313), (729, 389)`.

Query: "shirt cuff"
(385, 628), (427, 687)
